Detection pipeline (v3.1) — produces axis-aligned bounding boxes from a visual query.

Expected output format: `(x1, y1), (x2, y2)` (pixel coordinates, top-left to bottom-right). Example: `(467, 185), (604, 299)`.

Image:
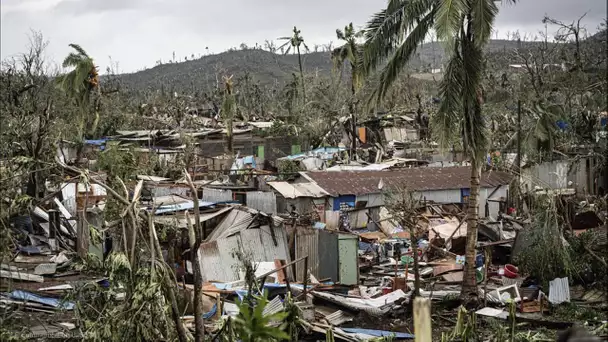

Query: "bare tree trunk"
(56, 160), (192, 342)
(184, 172), (205, 342)
(409, 226), (421, 297)
(297, 46), (306, 103)
(461, 161), (482, 300)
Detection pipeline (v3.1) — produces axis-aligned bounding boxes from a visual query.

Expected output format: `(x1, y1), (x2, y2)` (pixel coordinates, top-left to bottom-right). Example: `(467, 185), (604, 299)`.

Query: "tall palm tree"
(279, 27), (309, 102)
(364, 0), (516, 300)
(333, 23), (365, 157)
(58, 44), (100, 139)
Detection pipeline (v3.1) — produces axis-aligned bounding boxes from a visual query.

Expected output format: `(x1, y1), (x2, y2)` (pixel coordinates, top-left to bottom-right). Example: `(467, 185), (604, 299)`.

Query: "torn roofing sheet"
(311, 289), (406, 316)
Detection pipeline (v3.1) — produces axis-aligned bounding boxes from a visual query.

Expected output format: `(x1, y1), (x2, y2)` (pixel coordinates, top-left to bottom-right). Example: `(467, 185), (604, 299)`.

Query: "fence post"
(413, 297), (432, 342)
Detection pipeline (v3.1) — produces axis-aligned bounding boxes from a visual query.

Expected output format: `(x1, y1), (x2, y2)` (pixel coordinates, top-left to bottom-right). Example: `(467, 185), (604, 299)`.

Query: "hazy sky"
(1, 0), (605, 73)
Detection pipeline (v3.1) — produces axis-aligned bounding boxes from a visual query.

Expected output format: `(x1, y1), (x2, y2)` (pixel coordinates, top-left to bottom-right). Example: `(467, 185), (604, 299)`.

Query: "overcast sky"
(1, 0), (605, 74)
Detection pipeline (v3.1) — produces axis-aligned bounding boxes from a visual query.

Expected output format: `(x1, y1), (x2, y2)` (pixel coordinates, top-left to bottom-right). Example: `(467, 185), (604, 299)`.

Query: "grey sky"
(2, 0), (605, 73)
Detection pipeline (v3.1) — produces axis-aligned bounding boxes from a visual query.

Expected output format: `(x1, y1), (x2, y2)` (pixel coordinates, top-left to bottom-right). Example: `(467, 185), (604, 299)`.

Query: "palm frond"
(471, 0), (498, 46)
(363, 0), (434, 75)
(435, 0), (469, 43)
(336, 29), (346, 41)
(369, 6), (436, 104)
(68, 43), (90, 58)
(433, 44), (464, 149)
(62, 53), (83, 69)
(460, 40), (488, 160)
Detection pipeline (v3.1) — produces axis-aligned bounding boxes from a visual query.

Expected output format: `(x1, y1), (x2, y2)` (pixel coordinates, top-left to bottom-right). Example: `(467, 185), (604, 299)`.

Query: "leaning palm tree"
(279, 27), (309, 102)
(58, 44), (100, 140)
(364, 0), (515, 300)
(333, 23), (365, 157)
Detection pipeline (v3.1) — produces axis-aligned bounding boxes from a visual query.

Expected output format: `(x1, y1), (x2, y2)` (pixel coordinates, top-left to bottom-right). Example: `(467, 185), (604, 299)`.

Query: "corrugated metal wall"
(318, 230), (339, 282)
(295, 229), (319, 282)
(201, 225), (291, 282)
(202, 188), (233, 203)
(521, 161), (569, 190)
(199, 237), (241, 282)
(240, 225), (290, 266)
(246, 191), (277, 214)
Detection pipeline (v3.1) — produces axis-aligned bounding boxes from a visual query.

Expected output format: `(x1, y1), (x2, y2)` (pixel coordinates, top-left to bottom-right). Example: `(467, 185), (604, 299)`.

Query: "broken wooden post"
(279, 259), (292, 293)
(48, 209), (59, 252)
(302, 256), (308, 300)
(413, 297), (431, 342)
(76, 211), (89, 259)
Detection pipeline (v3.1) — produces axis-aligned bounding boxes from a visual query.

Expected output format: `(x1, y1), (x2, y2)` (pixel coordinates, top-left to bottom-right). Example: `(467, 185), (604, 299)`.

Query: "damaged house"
(280, 167), (512, 230)
(197, 206), (291, 282)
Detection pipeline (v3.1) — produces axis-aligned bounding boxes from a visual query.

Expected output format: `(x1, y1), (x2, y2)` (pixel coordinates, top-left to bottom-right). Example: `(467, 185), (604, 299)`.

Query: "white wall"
(366, 186), (507, 218)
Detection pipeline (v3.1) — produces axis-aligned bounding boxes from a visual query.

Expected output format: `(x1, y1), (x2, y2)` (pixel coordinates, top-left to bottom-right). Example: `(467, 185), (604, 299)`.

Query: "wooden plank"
(76, 211), (89, 259)
(413, 297), (431, 342)
(0, 270), (44, 283)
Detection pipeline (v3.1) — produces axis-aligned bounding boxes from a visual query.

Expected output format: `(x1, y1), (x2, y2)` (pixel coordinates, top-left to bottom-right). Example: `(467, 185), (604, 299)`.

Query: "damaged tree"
(221, 75), (236, 155)
(363, 0), (517, 302)
(385, 186), (423, 298)
(333, 23), (364, 158)
(57, 160), (192, 342)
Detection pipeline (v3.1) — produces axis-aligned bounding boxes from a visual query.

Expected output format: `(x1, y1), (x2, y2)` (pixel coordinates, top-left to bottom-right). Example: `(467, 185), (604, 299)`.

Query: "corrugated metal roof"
(207, 209), (254, 241)
(324, 310), (353, 326)
(549, 277), (570, 304)
(267, 182), (329, 199)
(152, 200), (216, 214)
(304, 167), (512, 196)
(154, 206), (233, 228)
(262, 296), (284, 316)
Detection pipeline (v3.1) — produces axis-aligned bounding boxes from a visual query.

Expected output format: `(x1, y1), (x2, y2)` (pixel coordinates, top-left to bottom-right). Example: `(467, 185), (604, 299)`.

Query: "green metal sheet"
(338, 234), (358, 285)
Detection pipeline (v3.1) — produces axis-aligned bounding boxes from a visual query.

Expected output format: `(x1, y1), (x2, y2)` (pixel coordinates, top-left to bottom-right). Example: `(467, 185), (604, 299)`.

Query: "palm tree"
(333, 23), (365, 158)
(279, 26), (309, 102)
(58, 44), (100, 159)
(364, 0), (516, 300)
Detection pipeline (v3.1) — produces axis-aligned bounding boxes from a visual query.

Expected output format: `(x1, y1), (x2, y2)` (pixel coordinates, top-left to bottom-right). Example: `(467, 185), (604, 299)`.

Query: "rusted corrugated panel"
(199, 236), (242, 282)
(304, 167), (512, 196)
(295, 228), (319, 282)
(199, 241), (223, 281)
(240, 225), (291, 267)
(246, 191), (277, 214)
(202, 187), (233, 203)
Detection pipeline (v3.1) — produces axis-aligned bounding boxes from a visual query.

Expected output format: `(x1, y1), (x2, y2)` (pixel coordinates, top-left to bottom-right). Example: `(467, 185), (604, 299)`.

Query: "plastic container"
(504, 264), (518, 278)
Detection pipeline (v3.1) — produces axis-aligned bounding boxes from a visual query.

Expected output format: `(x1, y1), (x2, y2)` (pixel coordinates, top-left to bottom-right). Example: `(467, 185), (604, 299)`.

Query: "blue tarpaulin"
(203, 304), (217, 319)
(341, 328), (415, 339)
(7, 290), (75, 310)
